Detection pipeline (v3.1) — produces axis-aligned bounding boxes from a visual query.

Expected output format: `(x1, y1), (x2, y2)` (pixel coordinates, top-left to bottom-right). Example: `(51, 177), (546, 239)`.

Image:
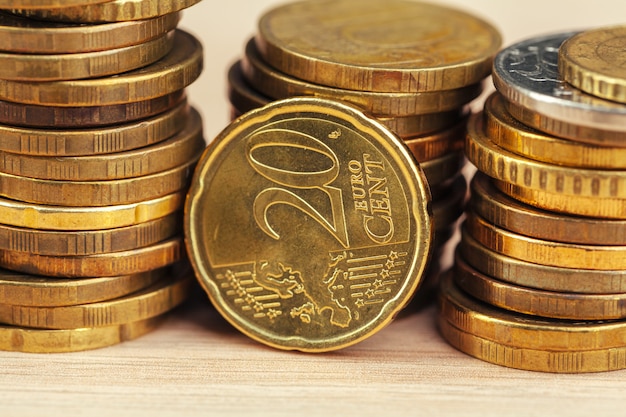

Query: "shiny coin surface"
(242, 38), (483, 116)
(185, 97), (432, 352)
(493, 31), (626, 143)
(0, 29), (202, 106)
(420, 151), (465, 187)
(256, 0), (500, 92)
(227, 61), (270, 117)
(454, 251), (626, 320)
(9, 0), (203, 22)
(0, 267), (166, 307)
(0, 11), (180, 53)
(484, 93), (626, 169)
(403, 116), (466, 163)
(559, 25), (626, 104)
(0, 0), (108, 8)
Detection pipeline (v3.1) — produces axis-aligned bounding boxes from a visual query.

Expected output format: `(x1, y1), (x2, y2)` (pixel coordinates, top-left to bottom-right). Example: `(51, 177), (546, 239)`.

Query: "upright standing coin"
(185, 97), (432, 352)
(559, 26), (626, 104)
(256, 0), (501, 92)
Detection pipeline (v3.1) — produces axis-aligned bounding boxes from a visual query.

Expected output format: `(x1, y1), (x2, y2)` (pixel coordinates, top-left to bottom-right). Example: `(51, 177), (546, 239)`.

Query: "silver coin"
(493, 31), (626, 135)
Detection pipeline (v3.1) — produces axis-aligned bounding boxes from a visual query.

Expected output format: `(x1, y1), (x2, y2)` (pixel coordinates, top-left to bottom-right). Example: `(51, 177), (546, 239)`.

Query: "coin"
(454, 250), (626, 320)
(0, 107), (203, 180)
(0, 268), (192, 329)
(0, 100), (189, 156)
(0, 267), (166, 307)
(0, 90), (186, 129)
(9, 0), (203, 22)
(256, 0), (501, 92)
(420, 151), (465, 187)
(484, 92), (626, 169)
(0, 191), (183, 231)
(470, 172), (626, 245)
(559, 26), (626, 104)
(466, 113), (626, 199)
(432, 175), (467, 231)
(0, 237), (183, 277)
(0, 156), (196, 206)
(0, 11), (180, 53)
(378, 110), (464, 138)
(403, 116), (466, 162)
(438, 316), (626, 373)
(0, 29), (202, 106)
(241, 39), (483, 116)
(0, 211), (180, 256)
(465, 210), (626, 270)
(460, 231), (626, 294)
(227, 61), (270, 117)
(0, 0), (109, 8)
(0, 315), (164, 353)
(185, 97), (432, 352)
(492, 31), (626, 143)
(496, 180), (626, 219)
(0, 30), (174, 81)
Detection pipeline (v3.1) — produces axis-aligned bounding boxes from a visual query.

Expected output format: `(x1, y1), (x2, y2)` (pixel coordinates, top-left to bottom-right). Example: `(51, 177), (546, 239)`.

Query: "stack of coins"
(439, 27), (626, 372)
(225, 0), (501, 296)
(0, 0), (205, 353)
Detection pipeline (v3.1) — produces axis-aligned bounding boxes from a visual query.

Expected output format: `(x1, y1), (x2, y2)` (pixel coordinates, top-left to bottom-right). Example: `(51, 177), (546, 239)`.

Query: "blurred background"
(179, 0), (626, 141)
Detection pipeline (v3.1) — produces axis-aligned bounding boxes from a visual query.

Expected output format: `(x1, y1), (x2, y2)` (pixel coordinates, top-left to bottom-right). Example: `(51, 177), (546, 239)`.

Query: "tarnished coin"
(8, 0), (203, 22)
(559, 26), (626, 104)
(431, 175), (467, 232)
(256, 0), (501, 92)
(241, 39), (483, 116)
(493, 31), (626, 144)
(0, 0), (108, 8)
(185, 97), (432, 352)
(0, 11), (180, 53)
(227, 61), (270, 118)
(420, 151), (466, 187)
(403, 116), (466, 162)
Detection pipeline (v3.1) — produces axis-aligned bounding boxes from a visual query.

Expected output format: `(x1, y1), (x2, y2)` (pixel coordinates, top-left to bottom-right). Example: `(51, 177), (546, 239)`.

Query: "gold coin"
(0, 89), (186, 129)
(0, 107), (203, 181)
(496, 180), (626, 219)
(0, 191), (183, 231)
(9, 0), (203, 22)
(438, 316), (626, 373)
(403, 117), (466, 163)
(256, 0), (500, 92)
(378, 110), (463, 138)
(0, 29), (202, 106)
(227, 61), (270, 117)
(0, 315), (164, 353)
(440, 272), (626, 351)
(484, 92), (626, 169)
(0, 11), (180, 53)
(438, 273), (626, 372)
(241, 38), (483, 116)
(0, 236), (183, 277)
(0, 0), (109, 8)
(454, 250), (626, 320)
(185, 97), (432, 352)
(0, 156), (197, 207)
(0, 30), (174, 81)
(0, 267), (192, 329)
(432, 175), (467, 232)
(559, 26), (626, 104)
(505, 98), (625, 147)
(0, 211), (180, 256)
(0, 267), (166, 307)
(421, 151), (465, 187)
(466, 113), (626, 199)
(0, 100), (188, 156)
(465, 210), (626, 270)
(460, 231), (626, 294)
(471, 172), (626, 245)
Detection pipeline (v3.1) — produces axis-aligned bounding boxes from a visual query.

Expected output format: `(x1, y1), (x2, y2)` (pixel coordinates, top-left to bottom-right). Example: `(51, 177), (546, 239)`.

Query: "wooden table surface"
(2, 286), (625, 417)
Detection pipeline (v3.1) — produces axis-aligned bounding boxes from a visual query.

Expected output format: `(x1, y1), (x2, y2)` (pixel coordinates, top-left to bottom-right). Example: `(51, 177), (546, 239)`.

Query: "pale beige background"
(179, 0), (626, 140)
